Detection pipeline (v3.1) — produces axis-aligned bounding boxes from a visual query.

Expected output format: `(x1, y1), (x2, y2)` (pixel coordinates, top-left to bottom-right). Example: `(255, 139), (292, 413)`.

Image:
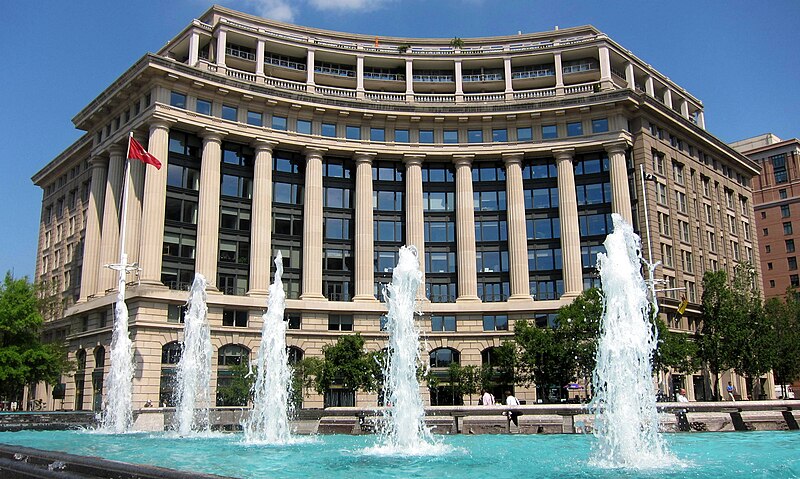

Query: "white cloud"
(306, 0), (392, 12)
(245, 0), (297, 22)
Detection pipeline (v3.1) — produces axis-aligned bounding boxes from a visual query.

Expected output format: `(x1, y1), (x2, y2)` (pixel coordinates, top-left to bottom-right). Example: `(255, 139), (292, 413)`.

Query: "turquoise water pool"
(0, 430), (798, 478)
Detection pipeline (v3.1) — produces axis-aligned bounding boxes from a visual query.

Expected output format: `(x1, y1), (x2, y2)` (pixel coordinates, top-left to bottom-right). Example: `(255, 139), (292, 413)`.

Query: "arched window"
(162, 341), (182, 364)
(74, 349), (87, 411)
(481, 347), (496, 367)
(93, 346), (106, 369)
(76, 349), (87, 371)
(218, 344), (249, 366)
(429, 347), (460, 368)
(287, 346), (304, 365)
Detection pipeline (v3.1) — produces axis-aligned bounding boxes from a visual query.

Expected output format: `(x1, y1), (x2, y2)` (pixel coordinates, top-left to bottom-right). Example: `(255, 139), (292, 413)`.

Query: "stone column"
(98, 145), (125, 292)
(598, 45), (612, 90)
(405, 59), (414, 100)
(625, 62), (635, 90)
(124, 135), (146, 267)
(605, 141), (633, 224)
(255, 39), (265, 76)
(503, 57), (513, 96)
(301, 148), (326, 300)
(356, 55), (365, 99)
(664, 89), (673, 109)
(188, 31), (200, 66)
(79, 157), (108, 301)
(353, 152), (377, 302)
(697, 110), (705, 129)
(454, 155), (480, 302)
(680, 99), (690, 119)
(138, 120), (171, 285)
(195, 130), (224, 291)
(554, 52), (564, 96)
(306, 49), (316, 90)
(645, 76), (654, 97)
(503, 153), (531, 301)
(403, 154), (426, 300)
(454, 59), (463, 101)
(247, 139), (277, 296)
(555, 148), (582, 298)
(216, 29), (227, 67)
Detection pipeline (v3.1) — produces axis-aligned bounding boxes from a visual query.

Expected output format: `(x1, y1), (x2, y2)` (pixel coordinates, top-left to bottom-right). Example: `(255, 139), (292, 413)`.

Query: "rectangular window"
(431, 315), (456, 332)
(419, 129), (434, 143)
(782, 205), (791, 218)
(677, 192), (688, 214)
(467, 129), (483, 143)
(567, 121), (583, 137)
(789, 257), (798, 271)
(328, 314), (353, 331)
(673, 162), (684, 185)
(656, 183), (668, 205)
(517, 127), (532, 142)
(345, 125), (361, 140)
(370, 128), (385, 142)
(221, 105), (238, 122)
(247, 111), (263, 126)
(286, 313), (301, 330)
(443, 130), (459, 144)
(785, 222), (794, 235)
(786, 239), (795, 253)
(492, 129), (508, 142)
(272, 115), (287, 131)
(591, 118), (609, 133)
(541, 124), (557, 139)
(772, 154), (788, 184)
(196, 99), (212, 116)
(170, 91), (187, 109)
(222, 310), (248, 327)
(482, 314), (508, 331)
(296, 119), (312, 134)
(394, 129), (409, 143)
(321, 123), (336, 137)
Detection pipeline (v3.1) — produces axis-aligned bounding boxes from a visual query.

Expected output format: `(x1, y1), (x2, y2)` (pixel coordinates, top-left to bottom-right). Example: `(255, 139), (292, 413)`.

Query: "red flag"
(128, 136), (162, 169)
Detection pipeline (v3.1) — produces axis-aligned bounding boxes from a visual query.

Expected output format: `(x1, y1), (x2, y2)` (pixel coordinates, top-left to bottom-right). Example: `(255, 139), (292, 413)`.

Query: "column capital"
(252, 138), (278, 152)
(107, 144), (126, 158)
(502, 152), (524, 166)
(148, 115), (174, 132)
(452, 154), (474, 168)
(552, 148), (575, 162)
(603, 140), (629, 155)
(200, 128), (226, 143)
(88, 156), (109, 170)
(303, 147), (327, 159)
(353, 151), (377, 164)
(403, 154), (425, 167)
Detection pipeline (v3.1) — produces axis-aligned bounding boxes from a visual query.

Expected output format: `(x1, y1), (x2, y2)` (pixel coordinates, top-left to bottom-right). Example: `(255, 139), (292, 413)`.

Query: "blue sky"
(2, 0), (798, 280)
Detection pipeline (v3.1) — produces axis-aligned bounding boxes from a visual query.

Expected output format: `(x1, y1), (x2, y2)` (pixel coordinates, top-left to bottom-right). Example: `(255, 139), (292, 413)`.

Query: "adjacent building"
(31, 5), (762, 410)
(732, 134), (800, 299)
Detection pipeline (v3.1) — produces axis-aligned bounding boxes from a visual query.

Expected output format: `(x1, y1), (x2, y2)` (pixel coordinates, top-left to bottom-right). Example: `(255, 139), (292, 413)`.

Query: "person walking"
(727, 381), (736, 402)
(481, 389), (495, 406)
(504, 391), (521, 426)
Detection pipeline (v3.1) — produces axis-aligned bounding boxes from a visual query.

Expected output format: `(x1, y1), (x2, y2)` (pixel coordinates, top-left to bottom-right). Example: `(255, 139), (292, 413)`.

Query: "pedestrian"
(727, 381), (736, 402)
(481, 389), (495, 406)
(504, 390), (521, 426)
(676, 388), (689, 403)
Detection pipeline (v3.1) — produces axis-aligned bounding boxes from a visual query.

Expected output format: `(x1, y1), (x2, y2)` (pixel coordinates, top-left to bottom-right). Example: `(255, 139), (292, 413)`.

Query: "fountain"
(243, 252), (295, 444)
(172, 274), (212, 435)
(98, 253), (135, 434)
(590, 214), (675, 468)
(371, 245), (441, 454)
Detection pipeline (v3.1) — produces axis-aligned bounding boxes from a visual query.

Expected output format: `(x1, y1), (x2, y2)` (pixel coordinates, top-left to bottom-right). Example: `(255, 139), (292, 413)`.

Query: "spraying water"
(172, 274), (212, 435)
(590, 214), (674, 468)
(371, 246), (443, 455)
(99, 254), (134, 433)
(243, 252), (295, 444)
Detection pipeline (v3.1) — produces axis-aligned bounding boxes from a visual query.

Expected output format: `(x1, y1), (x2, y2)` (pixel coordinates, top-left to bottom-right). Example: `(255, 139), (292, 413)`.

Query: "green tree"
(449, 37), (465, 49)
(481, 341), (518, 394)
(215, 362), (254, 406)
(556, 287), (603, 385)
(290, 357), (323, 410)
(315, 334), (382, 396)
(0, 273), (72, 402)
(652, 317), (699, 394)
(767, 292), (800, 396)
(698, 269), (738, 400)
(729, 263), (774, 399)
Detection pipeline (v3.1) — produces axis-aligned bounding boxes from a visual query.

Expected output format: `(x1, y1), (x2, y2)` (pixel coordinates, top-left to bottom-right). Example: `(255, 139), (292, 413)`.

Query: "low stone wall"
(0, 412), (97, 432)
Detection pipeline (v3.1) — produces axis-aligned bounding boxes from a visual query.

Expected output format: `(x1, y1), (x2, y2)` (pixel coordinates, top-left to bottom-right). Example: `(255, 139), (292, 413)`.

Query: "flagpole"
(117, 132), (133, 293)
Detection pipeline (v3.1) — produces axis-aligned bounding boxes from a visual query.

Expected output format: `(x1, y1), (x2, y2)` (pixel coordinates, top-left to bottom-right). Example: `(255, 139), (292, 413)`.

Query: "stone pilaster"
(605, 141), (633, 225)
(124, 134), (146, 268)
(503, 153), (532, 301)
(454, 155), (480, 302)
(301, 147), (326, 300)
(79, 156), (108, 301)
(625, 62), (635, 90)
(98, 145), (125, 292)
(555, 148), (582, 298)
(554, 52), (564, 96)
(403, 154), (426, 300)
(138, 120), (171, 285)
(353, 152), (377, 302)
(247, 139), (277, 296)
(503, 57), (513, 95)
(598, 45), (612, 90)
(195, 130), (224, 291)
(216, 29), (227, 67)
(255, 39), (265, 76)
(188, 31), (199, 66)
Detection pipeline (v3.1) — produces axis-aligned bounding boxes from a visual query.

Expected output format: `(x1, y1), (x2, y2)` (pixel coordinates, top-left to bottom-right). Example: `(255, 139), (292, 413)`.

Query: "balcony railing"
(226, 47), (255, 62)
(412, 74), (454, 83)
(511, 68), (555, 80)
(265, 57), (306, 71)
(314, 65), (356, 77)
(462, 73), (504, 82)
(364, 72), (405, 81)
(562, 61), (598, 74)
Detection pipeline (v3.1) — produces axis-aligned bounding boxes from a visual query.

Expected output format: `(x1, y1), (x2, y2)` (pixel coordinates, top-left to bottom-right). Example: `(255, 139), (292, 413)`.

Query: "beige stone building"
(31, 5), (761, 410)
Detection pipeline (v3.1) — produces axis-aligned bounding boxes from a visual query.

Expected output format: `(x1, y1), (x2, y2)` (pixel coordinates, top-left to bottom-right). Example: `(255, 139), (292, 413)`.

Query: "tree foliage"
(314, 334), (382, 395)
(765, 292), (800, 393)
(0, 273), (72, 401)
(697, 269), (738, 400)
(215, 362), (253, 406)
(652, 318), (699, 376)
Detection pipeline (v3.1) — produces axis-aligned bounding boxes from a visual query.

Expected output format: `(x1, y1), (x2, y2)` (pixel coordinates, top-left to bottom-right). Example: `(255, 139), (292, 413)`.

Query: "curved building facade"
(32, 6), (762, 410)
